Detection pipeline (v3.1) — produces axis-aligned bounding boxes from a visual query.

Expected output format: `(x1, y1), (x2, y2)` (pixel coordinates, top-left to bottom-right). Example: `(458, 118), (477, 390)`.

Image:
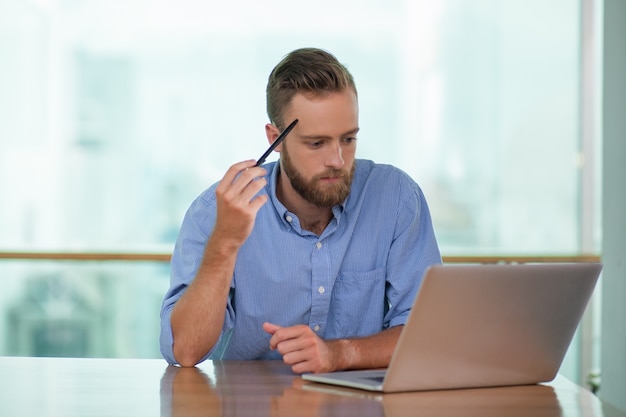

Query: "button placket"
(310, 238), (330, 336)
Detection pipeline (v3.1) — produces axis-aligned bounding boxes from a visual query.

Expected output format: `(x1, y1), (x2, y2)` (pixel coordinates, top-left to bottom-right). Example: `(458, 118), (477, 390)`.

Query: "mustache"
(314, 169), (348, 180)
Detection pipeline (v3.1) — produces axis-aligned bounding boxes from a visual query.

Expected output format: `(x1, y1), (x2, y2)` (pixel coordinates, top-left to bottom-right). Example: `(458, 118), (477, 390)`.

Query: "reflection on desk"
(160, 362), (379, 417)
(300, 380), (561, 417)
(0, 357), (624, 417)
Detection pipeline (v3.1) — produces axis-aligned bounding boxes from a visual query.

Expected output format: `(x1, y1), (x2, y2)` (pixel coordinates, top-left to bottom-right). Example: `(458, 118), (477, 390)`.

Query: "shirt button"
(318, 286), (325, 294)
(316, 242), (322, 249)
(314, 325), (320, 332)
(286, 215), (293, 222)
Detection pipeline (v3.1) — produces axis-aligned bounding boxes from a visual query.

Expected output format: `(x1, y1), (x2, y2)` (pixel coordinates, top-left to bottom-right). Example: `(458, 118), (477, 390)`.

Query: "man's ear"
(264, 123), (282, 151)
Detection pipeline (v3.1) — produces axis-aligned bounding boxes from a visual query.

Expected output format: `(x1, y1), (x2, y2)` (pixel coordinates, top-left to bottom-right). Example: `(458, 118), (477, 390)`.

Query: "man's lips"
(318, 171), (345, 180)
(319, 176), (342, 182)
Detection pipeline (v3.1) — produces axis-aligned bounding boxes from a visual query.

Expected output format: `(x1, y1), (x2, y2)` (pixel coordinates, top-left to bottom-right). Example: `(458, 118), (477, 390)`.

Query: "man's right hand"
(212, 160), (268, 247)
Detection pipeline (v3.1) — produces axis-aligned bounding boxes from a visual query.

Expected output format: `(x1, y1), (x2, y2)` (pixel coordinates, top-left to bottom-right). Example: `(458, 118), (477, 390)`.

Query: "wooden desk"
(0, 356), (623, 417)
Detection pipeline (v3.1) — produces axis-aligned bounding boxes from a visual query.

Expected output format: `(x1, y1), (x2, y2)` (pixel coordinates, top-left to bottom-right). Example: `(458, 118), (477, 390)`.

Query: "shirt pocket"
(330, 267), (386, 338)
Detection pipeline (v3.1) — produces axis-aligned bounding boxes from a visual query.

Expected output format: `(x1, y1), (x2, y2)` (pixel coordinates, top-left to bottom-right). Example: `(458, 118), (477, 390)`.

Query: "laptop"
(302, 262), (602, 392)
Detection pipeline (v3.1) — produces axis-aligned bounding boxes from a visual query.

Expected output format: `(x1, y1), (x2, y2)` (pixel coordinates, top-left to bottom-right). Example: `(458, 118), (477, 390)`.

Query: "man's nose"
(326, 141), (344, 169)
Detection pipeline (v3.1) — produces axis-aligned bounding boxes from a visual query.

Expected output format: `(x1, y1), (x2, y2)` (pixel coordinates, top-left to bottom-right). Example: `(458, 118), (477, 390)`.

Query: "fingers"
(265, 323), (307, 351)
(262, 322), (282, 336)
(220, 160), (259, 187)
(212, 160), (269, 244)
(217, 160), (268, 208)
(263, 323), (332, 374)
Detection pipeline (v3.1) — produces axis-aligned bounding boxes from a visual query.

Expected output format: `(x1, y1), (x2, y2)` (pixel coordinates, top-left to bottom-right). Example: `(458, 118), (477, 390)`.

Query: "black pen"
(254, 119), (299, 166)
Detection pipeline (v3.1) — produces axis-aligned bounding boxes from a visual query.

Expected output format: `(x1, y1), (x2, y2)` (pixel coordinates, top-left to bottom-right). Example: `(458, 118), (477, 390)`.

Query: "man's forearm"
(329, 325), (404, 371)
(170, 237), (239, 367)
(169, 160), (268, 366)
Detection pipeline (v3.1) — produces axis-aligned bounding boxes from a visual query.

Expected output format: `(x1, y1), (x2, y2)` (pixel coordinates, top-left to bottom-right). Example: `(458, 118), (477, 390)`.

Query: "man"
(160, 48), (441, 374)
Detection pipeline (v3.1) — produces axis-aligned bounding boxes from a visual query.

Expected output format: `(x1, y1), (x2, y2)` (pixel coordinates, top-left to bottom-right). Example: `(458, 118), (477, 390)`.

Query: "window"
(0, 0), (599, 381)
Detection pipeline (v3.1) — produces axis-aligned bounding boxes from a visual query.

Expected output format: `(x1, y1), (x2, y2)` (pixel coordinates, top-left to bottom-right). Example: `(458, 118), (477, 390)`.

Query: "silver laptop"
(302, 263), (602, 392)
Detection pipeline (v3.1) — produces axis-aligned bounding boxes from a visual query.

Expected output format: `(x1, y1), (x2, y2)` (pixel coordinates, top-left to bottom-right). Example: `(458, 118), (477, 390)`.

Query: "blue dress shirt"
(160, 159), (441, 364)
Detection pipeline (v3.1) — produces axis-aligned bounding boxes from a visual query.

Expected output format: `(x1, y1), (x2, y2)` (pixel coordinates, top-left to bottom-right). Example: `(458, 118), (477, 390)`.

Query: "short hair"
(266, 48), (357, 129)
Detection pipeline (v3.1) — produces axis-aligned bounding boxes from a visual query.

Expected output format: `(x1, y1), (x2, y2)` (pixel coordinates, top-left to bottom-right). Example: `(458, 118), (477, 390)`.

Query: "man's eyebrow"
(300, 127), (360, 140)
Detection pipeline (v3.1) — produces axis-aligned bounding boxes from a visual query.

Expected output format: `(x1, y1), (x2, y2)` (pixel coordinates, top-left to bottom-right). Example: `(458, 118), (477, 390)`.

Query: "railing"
(0, 252), (601, 263)
(0, 250), (602, 389)
(0, 252), (171, 262)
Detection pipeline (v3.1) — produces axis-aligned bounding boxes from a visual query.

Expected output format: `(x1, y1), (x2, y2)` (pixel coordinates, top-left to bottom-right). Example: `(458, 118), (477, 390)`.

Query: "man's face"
(278, 89), (359, 208)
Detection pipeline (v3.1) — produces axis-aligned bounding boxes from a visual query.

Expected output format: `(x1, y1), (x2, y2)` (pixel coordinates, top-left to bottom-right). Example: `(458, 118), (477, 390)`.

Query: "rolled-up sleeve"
(159, 187), (233, 364)
(384, 181), (442, 328)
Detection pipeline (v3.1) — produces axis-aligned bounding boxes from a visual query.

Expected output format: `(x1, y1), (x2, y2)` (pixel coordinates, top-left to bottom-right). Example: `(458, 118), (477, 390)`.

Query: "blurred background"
(0, 0), (602, 386)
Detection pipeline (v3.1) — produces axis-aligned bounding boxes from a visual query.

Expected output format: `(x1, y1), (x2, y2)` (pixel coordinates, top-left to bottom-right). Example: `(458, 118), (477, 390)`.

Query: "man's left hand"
(262, 322), (342, 374)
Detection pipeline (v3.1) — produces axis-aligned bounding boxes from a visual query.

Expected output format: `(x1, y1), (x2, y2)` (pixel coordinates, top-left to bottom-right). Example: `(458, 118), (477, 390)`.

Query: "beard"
(280, 144), (355, 209)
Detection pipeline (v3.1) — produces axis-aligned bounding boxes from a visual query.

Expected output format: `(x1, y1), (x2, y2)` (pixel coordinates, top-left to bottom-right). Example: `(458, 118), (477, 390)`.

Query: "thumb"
(262, 322), (282, 335)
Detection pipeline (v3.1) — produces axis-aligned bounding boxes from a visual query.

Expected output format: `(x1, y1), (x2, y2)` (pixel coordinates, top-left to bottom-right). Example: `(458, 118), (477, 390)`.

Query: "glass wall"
(0, 261), (168, 358)
(0, 0), (599, 380)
